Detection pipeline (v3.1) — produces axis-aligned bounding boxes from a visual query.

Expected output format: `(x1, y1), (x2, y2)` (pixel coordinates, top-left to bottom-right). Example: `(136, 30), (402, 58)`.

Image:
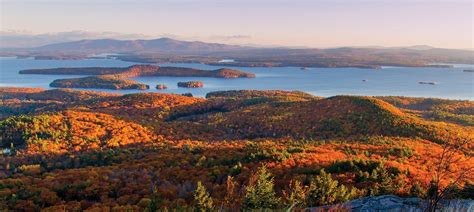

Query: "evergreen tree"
(243, 165), (281, 209)
(307, 169), (352, 207)
(147, 185), (161, 212)
(369, 164), (398, 196)
(194, 181), (213, 212)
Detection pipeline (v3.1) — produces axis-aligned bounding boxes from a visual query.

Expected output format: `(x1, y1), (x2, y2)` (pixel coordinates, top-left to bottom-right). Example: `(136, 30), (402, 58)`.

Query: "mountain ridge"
(2, 37), (473, 68)
(5, 37), (470, 55)
(31, 37), (247, 53)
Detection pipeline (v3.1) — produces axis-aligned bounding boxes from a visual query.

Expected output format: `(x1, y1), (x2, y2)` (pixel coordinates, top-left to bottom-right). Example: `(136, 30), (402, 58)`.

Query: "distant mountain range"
(2, 30), (472, 54)
(348, 45), (436, 51)
(12, 37), (469, 55)
(30, 38), (246, 53)
(0, 30), (156, 48)
(1, 37), (472, 68)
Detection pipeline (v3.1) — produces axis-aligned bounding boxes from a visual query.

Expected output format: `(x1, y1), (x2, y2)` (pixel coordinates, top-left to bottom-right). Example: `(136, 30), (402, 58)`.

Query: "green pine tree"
(147, 185), (161, 212)
(194, 181), (213, 212)
(307, 169), (352, 207)
(243, 165), (281, 209)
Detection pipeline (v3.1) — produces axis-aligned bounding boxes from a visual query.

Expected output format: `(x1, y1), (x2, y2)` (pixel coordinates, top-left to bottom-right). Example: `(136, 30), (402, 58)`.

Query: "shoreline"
(5, 55), (474, 70)
(1, 86), (473, 101)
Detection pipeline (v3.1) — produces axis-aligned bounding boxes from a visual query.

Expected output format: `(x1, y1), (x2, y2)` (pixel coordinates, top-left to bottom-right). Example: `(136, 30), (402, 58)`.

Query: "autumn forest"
(0, 87), (473, 211)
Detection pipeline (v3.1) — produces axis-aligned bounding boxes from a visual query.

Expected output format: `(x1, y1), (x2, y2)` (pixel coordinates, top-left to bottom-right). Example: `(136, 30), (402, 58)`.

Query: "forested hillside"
(0, 88), (472, 210)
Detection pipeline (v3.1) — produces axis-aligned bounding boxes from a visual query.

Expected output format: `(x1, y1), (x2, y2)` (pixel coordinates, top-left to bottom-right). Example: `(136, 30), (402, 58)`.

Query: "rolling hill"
(0, 88), (472, 210)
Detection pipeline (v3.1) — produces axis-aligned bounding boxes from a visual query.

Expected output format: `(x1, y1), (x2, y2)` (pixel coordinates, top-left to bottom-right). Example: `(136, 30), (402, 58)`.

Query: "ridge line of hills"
(4, 37), (473, 53)
(2, 37), (473, 68)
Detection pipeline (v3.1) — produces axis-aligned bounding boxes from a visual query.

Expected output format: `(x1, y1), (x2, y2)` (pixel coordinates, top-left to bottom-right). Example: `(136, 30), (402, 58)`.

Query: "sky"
(0, 0), (473, 49)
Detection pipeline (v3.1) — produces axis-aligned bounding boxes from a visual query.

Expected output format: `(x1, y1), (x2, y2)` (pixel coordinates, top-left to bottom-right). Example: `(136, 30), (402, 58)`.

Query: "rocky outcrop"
(309, 195), (474, 212)
(177, 81), (204, 88)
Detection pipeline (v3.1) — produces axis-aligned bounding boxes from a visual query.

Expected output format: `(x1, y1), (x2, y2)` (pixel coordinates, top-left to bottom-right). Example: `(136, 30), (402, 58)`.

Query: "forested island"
(0, 87), (472, 210)
(50, 75), (150, 90)
(20, 65), (255, 78)
(177, 81), (204, 88)
(20, 65), (255, 90)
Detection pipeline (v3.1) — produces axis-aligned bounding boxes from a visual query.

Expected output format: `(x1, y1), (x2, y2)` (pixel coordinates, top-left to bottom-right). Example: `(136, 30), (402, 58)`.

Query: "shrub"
(306, 169), (353, 207)
(367, 165), (402, 196)
(283, 180), (307, 208)
(388, 146), (415, 158)
(243, 166), (281, 209)
(327, 159), (381, 174)
(410, 183), (427, 198)
(245, 142), (291, 162)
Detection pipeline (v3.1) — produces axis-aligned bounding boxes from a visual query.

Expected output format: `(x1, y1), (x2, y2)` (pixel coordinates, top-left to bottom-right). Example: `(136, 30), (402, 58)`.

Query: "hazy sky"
(1, 0), (473, 48)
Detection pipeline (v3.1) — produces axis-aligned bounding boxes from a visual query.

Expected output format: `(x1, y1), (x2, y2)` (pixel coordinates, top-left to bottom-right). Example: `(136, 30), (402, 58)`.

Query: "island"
(418, 81), (437, 85)
(50, 75), (149, 90)
(20, 64), (254, 90)
(177, 81), (204, 88)
(156, 84), (168, 89)
(20, 65), (256, 79)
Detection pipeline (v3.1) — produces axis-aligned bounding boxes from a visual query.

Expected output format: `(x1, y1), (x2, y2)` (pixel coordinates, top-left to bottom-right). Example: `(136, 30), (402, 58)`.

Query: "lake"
(0, 57), (473, 100)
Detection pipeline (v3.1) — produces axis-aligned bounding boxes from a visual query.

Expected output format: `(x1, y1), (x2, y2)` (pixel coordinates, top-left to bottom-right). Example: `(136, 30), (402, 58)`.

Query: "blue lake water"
(0, 57), (473, 100)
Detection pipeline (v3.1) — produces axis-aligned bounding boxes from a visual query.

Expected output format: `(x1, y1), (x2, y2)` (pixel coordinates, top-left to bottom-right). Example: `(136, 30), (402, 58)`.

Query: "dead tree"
(427, 137), (473, 211)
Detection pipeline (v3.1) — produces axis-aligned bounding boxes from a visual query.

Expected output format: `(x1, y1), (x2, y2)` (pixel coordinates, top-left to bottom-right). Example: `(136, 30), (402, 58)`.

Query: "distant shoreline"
(6, 55), (472, 70)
